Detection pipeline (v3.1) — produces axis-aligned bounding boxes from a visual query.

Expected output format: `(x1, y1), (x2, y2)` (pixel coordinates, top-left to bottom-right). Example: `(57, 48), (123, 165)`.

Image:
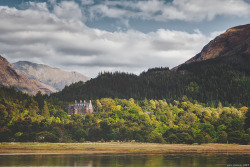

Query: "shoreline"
(0, 142), (250, 154)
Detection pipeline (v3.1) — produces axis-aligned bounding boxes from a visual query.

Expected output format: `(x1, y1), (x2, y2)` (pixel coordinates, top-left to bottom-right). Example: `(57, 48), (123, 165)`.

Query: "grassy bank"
(0, 142), (250, 154)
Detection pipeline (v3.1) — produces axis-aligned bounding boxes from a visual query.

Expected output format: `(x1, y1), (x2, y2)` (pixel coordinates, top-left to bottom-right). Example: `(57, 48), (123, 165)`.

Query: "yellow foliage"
(240, 106), (248, 114)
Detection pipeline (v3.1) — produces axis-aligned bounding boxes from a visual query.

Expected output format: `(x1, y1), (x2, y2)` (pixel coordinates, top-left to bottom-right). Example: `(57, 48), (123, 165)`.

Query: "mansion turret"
(68, 100), (93, 115)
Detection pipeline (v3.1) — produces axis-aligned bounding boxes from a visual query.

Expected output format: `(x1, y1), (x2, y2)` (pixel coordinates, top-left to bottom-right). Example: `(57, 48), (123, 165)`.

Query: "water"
(0, 153), (249, 167)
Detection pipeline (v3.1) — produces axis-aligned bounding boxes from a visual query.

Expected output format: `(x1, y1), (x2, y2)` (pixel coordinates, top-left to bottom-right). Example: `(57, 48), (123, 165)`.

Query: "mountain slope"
(185, 24), (250, 64)
(12, 61), (90, 91)
(0, 55), (57, 95)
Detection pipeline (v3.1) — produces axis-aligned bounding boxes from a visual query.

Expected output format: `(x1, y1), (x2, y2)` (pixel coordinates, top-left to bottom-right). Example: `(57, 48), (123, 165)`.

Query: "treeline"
(0, 87), (250, 144)
(52, 54), (250, 106)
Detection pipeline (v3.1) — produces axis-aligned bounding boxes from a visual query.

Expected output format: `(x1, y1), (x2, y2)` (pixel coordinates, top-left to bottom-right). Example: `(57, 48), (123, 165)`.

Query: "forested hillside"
(1, 87), (250, 144)
(52, 53), (250, 106)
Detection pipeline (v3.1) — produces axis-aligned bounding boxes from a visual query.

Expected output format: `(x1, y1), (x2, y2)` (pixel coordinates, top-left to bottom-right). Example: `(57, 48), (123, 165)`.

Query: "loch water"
(0, 153), (249, 167)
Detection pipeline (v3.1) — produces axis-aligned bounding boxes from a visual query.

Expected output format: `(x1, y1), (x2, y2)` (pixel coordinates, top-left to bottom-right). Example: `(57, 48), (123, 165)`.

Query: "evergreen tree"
(41, 101), (50, 118)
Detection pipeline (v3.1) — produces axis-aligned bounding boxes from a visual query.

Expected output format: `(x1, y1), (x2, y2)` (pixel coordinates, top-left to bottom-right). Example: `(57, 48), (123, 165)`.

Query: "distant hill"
(0, 55), (57, 95)
(12, 61), (90, 91)
(51, 24), (250, 106)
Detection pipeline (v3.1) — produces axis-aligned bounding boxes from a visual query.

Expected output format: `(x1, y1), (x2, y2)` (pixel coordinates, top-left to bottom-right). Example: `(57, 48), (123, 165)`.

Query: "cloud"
(53, 1), (84, 21)
(0, 1), (219, 77)
(81, 0), (94, 6)
(87, 0), (250, 23)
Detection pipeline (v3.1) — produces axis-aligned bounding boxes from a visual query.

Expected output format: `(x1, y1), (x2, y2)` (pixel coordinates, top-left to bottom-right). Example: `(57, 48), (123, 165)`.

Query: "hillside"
(0, 55), (57, 95)
(12, 61), (90, 91)
(185, 24), (250, 64)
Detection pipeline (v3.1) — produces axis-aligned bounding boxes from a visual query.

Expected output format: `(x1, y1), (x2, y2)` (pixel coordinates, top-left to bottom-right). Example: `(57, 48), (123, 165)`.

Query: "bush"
(195, 134), (205, 144)
(72, 128), (87, 142)
(176, 133), (194, 144)
(228, 131), (243, 143)
(240, 134), (250, 145)
(0, 126), (11, 142)
(166, 134), (179, 144)
(36, 131), (59, 142)
(148, 131), (165, 143)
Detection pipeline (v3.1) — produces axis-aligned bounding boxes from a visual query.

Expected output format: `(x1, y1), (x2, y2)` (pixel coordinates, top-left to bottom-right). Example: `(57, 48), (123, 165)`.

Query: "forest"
(52, 54), (250, 107)
(0, 86), (249, 144)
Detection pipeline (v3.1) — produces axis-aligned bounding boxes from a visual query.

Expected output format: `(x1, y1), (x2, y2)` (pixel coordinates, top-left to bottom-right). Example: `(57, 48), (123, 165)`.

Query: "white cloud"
(53, 1), (84, 21)
(0, 1), (220, 77)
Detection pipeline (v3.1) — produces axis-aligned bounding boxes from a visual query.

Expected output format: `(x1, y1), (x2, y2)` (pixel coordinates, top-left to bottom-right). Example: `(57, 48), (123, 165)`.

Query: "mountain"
(51, 24), (250, 106)
(0, 55), (57, 95)
(12, 61), (90, 91)
(185, 24), (250, 65)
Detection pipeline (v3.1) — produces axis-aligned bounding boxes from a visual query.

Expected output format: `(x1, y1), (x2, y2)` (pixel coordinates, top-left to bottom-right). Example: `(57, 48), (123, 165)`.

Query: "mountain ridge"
(184, 24), (250, 65)
(12, 61), (90, 91)
(0, 55), (57, 95)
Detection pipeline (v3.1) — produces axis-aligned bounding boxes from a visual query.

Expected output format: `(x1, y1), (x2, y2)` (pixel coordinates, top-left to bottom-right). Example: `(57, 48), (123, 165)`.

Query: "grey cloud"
(0, 1), (214, 77)
(87, 0), (250, 23)
(57, 47), (104, 56)
(61, 60), (138, 68)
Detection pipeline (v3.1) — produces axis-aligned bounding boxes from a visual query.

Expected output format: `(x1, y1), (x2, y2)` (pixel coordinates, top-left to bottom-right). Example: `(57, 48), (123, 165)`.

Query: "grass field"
(0, 142), (250, 154)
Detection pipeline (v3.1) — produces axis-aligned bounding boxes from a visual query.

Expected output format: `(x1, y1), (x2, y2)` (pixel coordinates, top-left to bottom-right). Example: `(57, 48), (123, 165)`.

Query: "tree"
(166, 134), (179, 144)
(100, 98), (117, 112)
(95, 99), (102, 112)
(34, 91), (44, 110)
(0, 126), (11, 142)
(72, 128), (87, 142)
(245, 108), (250, 130)
(241, 134), (250, 145)
(176, 132), (194, 144)
(28, 100), (39, 117)
(218, 131), (228, 143)
(41, 101), (50, 118)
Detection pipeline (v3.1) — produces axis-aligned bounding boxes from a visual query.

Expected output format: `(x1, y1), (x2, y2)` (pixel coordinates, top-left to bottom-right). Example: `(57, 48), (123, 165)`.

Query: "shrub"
(195, 134), (205, 145)
(36, 131), (59, 143)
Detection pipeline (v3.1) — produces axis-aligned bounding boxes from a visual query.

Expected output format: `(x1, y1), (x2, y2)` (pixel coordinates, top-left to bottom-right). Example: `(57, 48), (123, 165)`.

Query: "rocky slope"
(0, 55), (57, 95)
(173, 24), (250, 70)
(12, 61), (90, 91)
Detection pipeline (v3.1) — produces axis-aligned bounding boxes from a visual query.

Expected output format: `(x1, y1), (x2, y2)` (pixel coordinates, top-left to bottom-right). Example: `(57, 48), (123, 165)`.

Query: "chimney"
(80, 100), (82, 103)
(75, 100), (77, 104)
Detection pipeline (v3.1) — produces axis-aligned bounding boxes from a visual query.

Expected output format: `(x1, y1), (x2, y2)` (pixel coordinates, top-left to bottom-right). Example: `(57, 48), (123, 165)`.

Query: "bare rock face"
(0, 55), (57, 95)
(12, 61), (90, 91)
(185, 24), (250, 64)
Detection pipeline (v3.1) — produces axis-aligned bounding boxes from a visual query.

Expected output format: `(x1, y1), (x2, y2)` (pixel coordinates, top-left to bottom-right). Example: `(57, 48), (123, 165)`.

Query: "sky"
(0, 0), (250, 78)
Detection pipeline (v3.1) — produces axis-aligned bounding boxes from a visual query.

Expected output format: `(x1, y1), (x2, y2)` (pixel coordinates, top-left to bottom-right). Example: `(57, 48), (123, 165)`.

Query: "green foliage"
(218, 131), (228, 143)
(0, 86), (249, 144)
(72, 128), (87, 142)
(36, 131), (59, 142)
(241, 134), (250, 145)
(245, 108), (250, 130)
(41, 101), (50, 118)
(195, 134), (205, 145)
(228, 131), (243, 143)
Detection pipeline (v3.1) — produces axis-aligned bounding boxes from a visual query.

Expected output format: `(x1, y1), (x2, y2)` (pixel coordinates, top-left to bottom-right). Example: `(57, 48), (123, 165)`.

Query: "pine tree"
(41, 101), (50, 118)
